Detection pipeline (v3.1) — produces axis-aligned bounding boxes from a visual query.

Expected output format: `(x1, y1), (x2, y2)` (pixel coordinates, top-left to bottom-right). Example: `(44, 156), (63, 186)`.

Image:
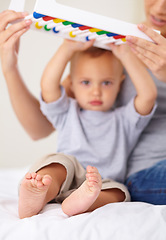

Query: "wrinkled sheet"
(0, 168), (166, 240)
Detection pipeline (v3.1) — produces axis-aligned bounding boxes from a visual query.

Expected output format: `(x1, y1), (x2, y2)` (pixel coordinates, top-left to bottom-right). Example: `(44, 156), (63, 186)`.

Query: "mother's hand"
(0, 10), (32, 74)
(126, 24), (166, 83)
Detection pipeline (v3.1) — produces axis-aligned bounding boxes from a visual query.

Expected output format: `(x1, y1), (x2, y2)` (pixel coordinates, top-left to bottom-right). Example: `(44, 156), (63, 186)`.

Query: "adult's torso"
(116, 69), (166, 178)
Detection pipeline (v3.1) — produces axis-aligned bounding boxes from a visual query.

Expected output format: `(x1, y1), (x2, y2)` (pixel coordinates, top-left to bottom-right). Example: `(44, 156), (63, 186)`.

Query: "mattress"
(0, 167), (166, 240)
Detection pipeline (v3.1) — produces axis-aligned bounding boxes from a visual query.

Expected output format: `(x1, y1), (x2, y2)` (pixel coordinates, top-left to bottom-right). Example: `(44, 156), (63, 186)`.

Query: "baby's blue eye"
(81, 80), (90, 85)
(102, 81), (111, 86)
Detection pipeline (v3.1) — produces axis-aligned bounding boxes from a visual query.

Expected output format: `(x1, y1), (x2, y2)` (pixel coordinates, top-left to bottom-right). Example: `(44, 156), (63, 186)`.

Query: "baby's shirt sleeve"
(119, 97), (157, 154)
(39, 87), (69, 130)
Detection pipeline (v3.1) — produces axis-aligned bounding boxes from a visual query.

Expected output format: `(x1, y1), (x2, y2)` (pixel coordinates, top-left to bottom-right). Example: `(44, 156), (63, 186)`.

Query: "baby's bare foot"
(19, 172), (52, 219)
(62, 166), (102, 216)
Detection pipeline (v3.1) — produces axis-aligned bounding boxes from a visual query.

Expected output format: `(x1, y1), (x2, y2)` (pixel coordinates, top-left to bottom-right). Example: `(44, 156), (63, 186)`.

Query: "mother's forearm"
(4, 68), (54, 140)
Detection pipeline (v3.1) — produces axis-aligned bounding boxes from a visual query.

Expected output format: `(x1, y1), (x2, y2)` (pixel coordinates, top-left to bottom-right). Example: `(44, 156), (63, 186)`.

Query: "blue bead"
(71, 23), (83, 28)
(86, 36), (90, 41)
(53, 27), (59, 34)
(33, 12), (46, 19)
(106, 32), (118, 37)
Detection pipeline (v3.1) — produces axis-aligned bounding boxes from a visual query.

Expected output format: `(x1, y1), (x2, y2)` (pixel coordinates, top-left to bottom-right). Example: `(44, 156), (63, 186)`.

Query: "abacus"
(9, 0), (156, 50)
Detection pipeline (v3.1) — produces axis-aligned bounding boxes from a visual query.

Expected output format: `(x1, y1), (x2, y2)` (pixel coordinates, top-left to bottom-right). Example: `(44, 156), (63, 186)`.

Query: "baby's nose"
(92, 85), (101, 95)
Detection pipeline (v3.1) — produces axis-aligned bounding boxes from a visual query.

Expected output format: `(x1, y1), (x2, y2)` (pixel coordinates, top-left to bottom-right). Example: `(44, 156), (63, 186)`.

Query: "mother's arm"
(126, 24), (166, 83)
(0, 10), (54, 140)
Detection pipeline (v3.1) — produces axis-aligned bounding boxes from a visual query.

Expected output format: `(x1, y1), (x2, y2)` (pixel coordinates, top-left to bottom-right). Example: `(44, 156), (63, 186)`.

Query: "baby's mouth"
(89, 100), (103, 106)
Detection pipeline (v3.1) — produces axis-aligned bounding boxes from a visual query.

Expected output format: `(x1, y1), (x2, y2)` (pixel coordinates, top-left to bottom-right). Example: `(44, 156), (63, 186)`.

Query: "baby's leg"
(62, 166), (125, 216)
(62, 166), (102, 216)
(19, 163), (66, 219)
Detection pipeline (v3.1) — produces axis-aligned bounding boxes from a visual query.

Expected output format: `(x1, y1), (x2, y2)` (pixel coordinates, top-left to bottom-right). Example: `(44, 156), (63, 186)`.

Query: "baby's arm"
(111, 44), (157, 115)
(41, 39), (94, 103)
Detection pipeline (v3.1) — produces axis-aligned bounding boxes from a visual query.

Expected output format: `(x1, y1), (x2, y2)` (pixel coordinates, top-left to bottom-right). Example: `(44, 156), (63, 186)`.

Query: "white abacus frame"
(9, 0), (156, 50)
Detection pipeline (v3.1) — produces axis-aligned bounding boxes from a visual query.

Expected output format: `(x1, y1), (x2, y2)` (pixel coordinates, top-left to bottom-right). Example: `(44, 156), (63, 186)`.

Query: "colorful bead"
(44, 25), (51, 31)
(79, 26), (92, 31)
(86, 36), (90, 41)
(71, 23), (83, 28)
(121, 38), (126, 42)
(53, 27), (59, 33)
(43, 16), (55, 21)
(33, 12), (46, 19)
(32, 11), (127, 48)
(113, 35), (125, 39)
(53, 19), (65, 23)
(89, 28), (101, 33)
(69, 31), (76, 38)
(63, 21), (74, 26)
(97, 31), (110, 35)
(35, 22), (43, 29)
(106, 33), (118, 37)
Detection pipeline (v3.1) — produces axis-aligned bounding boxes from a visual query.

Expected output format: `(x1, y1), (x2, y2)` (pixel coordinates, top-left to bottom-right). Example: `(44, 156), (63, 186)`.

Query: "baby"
(18, 40), (157, 218)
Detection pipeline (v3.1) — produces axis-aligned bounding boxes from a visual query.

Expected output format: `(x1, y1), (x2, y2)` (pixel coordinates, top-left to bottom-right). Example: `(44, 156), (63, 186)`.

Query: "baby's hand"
(109, 43), (132, 60)
(62, 39), (95, 54)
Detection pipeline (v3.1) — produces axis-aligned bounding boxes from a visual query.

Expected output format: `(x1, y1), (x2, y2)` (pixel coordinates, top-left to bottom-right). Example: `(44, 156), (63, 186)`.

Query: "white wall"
(0, 0), (145, 168)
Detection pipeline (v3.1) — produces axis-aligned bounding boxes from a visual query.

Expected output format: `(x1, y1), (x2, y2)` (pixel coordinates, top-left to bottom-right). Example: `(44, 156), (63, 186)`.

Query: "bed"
(0, 167), (166, 240)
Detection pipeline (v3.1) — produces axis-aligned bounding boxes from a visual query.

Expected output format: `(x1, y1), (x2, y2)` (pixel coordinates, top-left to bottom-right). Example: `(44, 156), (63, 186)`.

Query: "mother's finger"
(5, 26), (30, 50)
(1, 19), (32, 43)
(131, 46), (166, 82)
(131, 43), (161, 64)
(126, 36), (160, 53)
(132, 48), (158, 72)
(126, 23), (165, 47)
(127, 40), (162, 64)
(137, 24), (165, 45)
(126, 33), (166, 57)
(0, 10), (28, 32)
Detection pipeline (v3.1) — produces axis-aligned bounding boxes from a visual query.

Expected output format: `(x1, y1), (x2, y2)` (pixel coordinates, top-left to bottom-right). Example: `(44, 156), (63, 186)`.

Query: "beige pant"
(29, 153), (130, 203)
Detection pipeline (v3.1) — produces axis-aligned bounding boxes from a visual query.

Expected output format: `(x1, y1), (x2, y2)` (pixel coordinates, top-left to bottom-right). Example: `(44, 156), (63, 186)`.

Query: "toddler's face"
(70, 51), (124, 112)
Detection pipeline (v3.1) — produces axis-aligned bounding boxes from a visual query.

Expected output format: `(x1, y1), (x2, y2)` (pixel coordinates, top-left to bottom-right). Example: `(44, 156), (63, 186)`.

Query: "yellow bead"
(89, 28), (101, 33)
(69, 31), (76, 38)
(121, 38), (126, 42)
(35, 22), (43, 29)
(53, 19), (65, 23)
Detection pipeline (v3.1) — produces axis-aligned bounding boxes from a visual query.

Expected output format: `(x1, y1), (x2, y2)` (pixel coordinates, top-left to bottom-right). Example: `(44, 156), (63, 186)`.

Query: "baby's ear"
(117, 74), (125, 93)
(62, 74), (75, 98)
(121, 74), (125, 82)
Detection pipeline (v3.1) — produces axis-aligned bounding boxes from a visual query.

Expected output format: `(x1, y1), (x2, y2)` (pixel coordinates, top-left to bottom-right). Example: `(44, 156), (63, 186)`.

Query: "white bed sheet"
(0, 167), (166, 240)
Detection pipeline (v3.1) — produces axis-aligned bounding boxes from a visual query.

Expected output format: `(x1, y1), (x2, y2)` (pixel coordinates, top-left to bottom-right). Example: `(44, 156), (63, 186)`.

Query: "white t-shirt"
(40, 87), (156, 183)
